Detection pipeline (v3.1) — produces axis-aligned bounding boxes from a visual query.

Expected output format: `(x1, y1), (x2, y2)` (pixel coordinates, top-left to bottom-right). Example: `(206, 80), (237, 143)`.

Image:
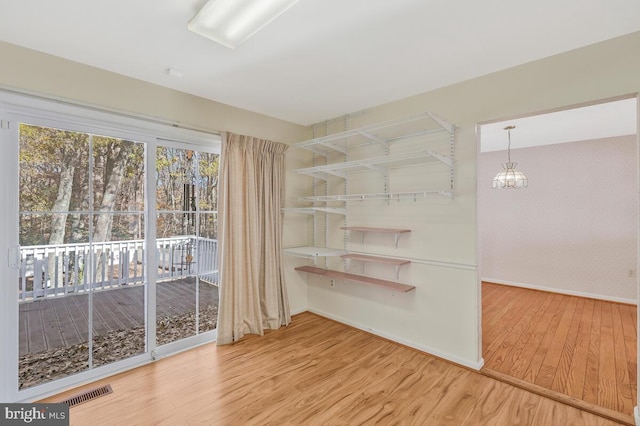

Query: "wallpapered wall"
(479, 134), (637, 302)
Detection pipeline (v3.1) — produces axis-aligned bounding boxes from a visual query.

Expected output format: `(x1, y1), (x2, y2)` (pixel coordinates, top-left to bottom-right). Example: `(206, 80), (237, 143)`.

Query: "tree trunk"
(48, 154), (75, 244)
(93, 143), (132, 241)
(47, 148), (76, 288)
(92, 142), (133, 283)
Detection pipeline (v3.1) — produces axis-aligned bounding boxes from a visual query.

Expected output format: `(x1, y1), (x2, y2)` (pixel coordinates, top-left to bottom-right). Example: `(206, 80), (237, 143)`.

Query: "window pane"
(198, 212), (218, 241)
(19, 124), (89, 213)
(91, 214), (146, 367)
(17, 123), (148, 390)
(155, 146), (219, 343)
(156, 213), (197, 345)
(19, 121), (93, 388)
(92, 136), (145, 213)
(199, 280), (218, 333)
(197, 151), (219, 211)
(156, 147), (196, 212)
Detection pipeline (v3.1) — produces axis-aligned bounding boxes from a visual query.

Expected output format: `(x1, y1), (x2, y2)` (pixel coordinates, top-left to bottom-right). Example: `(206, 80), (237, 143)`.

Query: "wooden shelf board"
(341, 253), (410, 266)
(295, 265), (415, 293)
(341, 227), (411, 233)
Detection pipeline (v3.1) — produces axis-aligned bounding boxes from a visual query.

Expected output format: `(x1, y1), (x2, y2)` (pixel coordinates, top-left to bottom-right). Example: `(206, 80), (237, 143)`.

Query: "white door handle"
(8, 245), (20, 269)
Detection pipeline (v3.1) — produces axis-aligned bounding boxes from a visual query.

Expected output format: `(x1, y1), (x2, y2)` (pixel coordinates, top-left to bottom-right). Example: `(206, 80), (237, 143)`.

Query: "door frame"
(474, 92), (640, 416)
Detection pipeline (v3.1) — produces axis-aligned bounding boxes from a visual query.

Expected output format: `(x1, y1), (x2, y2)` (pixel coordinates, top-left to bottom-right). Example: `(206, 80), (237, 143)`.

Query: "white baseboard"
(634, 405), (639, 425)
(483, 278), (637, 305)
(308, 308), (484, 371)
(290, 307), (307, 316)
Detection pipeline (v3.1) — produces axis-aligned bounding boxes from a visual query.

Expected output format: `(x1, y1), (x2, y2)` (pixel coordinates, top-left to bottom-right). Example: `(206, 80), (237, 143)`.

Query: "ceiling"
(0, 0), (639, 126)
(480, 98), (638, 152)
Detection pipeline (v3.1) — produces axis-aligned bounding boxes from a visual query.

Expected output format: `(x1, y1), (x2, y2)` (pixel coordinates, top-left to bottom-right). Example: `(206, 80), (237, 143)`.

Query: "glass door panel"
(90, 137), (146, 367)
(91, 214), (146, 367)
(18, 124), (90, 389)
(17, 125), (147, 390)
(155, 212), (198, 345)
(156, 146), (219, 346)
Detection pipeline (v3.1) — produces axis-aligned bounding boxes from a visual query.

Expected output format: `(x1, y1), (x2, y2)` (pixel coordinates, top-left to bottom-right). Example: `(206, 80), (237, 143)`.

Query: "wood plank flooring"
(482, 282), (637, 418)
(45, 312), (625, 425)
(19, 278), (219, 355)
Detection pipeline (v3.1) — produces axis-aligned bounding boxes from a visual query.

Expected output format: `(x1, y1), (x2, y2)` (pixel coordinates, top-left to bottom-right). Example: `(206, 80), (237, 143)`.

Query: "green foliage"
(20, 123), (219, 246)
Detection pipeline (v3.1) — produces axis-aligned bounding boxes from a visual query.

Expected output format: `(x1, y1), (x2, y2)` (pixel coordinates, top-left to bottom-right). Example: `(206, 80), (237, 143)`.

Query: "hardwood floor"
(482, 282), (637, 421)
(44, 312), (625, 425)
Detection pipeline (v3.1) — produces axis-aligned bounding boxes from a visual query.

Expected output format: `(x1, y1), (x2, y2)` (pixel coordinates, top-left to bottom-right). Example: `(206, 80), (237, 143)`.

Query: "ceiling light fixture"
(188, 0), (300, 49)
(492, 125), (528, 189)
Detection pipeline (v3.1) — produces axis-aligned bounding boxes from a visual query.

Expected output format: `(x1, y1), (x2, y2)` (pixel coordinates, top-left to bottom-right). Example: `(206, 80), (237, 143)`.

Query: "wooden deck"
(19, 278), (219, 356)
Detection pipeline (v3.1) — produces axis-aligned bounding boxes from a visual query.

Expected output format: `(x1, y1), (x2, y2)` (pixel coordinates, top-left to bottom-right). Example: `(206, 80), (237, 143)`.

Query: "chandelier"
(492, 125), (528, 189)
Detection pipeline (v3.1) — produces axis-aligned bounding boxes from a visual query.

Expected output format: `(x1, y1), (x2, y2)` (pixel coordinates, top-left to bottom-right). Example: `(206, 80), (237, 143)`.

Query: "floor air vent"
(60, 384), (113, 407)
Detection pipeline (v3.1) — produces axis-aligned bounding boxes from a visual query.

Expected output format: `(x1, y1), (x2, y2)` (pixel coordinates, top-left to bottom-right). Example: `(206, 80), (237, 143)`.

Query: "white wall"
(300, 31), (640, 369)
(480, 135), (637, 303)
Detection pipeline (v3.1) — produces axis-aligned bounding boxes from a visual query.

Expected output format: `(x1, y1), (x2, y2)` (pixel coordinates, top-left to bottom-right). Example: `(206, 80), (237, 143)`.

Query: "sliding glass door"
(155, 145), (219, 348)
(0, 96), (220, 402)
(17, 123), (147, 390)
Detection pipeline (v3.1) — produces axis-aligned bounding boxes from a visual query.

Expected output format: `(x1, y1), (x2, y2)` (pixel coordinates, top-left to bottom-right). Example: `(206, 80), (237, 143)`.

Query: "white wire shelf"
(293, 149), (451, 181)
(283, 246), (346, 258)
(282, 207), (346, 215)
(341, 226), (411, 248)
(299, 190), (454, 202)
(295, 112), (454, 157)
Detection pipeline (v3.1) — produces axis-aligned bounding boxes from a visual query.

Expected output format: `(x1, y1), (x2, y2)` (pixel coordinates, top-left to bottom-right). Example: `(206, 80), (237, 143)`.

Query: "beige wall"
(0, 41), (305, 144)
(303, 31), (640, 368)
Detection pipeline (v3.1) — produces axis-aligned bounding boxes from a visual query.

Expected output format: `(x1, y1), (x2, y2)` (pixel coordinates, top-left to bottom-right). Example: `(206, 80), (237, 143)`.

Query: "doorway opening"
(477, 95), (638, 420)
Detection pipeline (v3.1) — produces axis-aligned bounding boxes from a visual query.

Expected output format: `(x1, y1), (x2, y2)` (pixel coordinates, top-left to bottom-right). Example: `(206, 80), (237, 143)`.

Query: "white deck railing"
(19, 236), (218, 302)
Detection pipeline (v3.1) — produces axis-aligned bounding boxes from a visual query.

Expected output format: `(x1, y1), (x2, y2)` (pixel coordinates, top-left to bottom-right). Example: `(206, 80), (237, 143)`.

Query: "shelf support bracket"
(394, 232), (402, 249)
(318, 141), (347, 154)
(427, 112), (454, 134)
(357, 130), (389, 149)
(425, 149), (452, 167)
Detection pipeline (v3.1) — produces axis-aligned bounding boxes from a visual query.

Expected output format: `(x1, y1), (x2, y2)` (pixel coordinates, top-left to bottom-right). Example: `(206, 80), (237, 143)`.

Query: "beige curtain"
(216, 132), (291, 345)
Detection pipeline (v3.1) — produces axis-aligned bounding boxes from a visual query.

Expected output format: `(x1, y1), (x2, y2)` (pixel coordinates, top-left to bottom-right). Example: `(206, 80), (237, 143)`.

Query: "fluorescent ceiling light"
(188, 0), (300, 49)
